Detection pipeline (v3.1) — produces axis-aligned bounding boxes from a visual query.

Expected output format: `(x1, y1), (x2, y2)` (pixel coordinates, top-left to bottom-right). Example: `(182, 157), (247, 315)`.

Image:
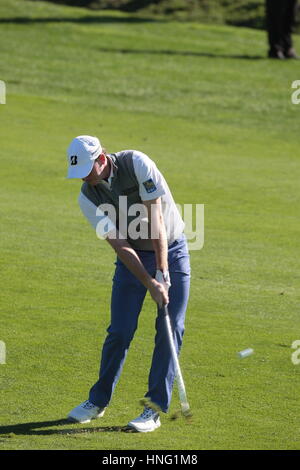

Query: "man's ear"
(98, 153), (106, 165)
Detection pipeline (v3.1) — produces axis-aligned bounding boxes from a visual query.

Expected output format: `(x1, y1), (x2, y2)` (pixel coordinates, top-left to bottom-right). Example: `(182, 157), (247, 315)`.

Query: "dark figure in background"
(266, 0), (299, 59)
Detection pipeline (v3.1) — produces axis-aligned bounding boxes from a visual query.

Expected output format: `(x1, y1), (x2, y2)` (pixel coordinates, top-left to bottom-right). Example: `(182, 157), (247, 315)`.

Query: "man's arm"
(105, 230), (168, 307)
(143, 197), (171, 294)
(143, 197), (168, 272)
(78, 190), (168, 306)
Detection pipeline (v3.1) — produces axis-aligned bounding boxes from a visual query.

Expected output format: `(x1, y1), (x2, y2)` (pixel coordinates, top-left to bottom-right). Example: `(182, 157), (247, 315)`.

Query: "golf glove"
(155, 269), (171, 291)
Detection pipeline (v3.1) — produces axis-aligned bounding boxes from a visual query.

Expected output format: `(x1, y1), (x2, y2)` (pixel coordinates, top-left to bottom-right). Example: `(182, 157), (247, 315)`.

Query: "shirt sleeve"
(132, 151), (166, 201)
(78, 191), (116, 239)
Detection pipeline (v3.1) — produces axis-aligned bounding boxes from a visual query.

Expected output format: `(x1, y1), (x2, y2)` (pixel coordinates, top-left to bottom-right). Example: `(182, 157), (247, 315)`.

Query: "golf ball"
(237, 348), (254, 359)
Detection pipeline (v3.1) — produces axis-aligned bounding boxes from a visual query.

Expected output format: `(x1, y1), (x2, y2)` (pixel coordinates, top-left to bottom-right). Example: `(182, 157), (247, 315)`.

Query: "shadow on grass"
(0, 15), (164, 24)
(97, 47), (264, 60)
(0, 419), (137, 436)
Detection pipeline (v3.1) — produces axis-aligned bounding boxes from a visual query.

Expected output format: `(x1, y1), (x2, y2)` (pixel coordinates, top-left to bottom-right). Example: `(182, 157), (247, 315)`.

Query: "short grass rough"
(0, 0), (300, 451)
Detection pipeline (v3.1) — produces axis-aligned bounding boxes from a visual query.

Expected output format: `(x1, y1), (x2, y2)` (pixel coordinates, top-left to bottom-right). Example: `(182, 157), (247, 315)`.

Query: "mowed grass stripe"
(0, 0), (300, 450)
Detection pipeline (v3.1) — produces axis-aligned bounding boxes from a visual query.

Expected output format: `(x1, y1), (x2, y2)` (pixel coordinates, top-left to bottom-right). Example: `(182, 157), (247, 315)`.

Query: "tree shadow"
(0, 419), (137, 436)
(0, 15), (165, 24)
(97, 46), (264, 60)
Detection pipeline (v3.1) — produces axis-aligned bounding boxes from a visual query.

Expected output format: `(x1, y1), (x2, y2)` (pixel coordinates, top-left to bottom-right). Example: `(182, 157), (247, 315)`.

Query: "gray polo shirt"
(78, 150), (184, 251)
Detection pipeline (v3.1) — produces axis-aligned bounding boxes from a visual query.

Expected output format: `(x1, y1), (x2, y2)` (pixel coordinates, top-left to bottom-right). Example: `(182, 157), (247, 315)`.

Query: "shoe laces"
(82, 400), (97, 410)
(141, 407), (158, 419)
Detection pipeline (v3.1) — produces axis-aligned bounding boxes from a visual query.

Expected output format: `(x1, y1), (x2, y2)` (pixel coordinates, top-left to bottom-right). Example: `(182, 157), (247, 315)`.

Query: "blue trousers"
(89, 234), (191, 413)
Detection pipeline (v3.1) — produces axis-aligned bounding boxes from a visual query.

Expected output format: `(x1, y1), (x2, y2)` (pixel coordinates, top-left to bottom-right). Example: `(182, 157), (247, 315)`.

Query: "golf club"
(162, 304), (192, 418)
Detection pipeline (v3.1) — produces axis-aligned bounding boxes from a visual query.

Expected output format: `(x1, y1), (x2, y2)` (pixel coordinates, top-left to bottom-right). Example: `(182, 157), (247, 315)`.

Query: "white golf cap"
(67, 135), (102, 179)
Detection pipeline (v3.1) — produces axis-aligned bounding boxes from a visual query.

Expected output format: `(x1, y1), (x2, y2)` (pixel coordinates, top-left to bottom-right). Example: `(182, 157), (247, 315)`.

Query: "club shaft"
(163, 306), (190, 413)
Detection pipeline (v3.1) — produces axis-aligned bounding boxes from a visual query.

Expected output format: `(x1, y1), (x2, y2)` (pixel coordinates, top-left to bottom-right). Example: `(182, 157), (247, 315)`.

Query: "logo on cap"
(70, 155), (78, 165)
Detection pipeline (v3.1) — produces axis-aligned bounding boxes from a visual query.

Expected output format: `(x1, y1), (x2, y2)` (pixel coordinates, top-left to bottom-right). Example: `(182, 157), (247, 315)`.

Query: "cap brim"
(67, 160), (94, 179)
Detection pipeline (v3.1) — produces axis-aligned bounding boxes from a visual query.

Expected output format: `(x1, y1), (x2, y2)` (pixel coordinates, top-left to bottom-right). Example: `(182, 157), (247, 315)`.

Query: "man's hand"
(148, 278), (169, 308)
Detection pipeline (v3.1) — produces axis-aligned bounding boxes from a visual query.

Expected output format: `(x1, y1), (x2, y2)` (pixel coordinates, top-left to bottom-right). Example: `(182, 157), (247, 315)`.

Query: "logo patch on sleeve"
(142, 178), (157, 193)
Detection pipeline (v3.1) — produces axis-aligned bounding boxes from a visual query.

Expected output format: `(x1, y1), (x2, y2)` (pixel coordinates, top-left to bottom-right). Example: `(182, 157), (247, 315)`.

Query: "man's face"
(82, 156), (106, 186)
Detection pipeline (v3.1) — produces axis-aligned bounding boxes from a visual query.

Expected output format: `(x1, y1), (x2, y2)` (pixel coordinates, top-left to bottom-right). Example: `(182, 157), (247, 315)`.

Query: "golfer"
(66, 135), (191, 432)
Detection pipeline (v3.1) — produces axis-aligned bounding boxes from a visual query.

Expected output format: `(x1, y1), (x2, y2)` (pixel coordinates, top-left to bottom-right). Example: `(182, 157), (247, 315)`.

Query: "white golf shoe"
(67, 400), (106, 423)
(127, 407), (161, 433)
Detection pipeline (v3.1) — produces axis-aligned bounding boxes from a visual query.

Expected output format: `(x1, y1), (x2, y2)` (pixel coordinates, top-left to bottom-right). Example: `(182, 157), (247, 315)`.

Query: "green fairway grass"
(0, 0), (300, 450)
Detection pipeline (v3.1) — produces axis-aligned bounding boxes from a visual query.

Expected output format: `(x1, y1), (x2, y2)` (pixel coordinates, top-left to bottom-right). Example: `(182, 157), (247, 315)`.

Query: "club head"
(182, 409), (193, 419)
(170, 407), (193, 421)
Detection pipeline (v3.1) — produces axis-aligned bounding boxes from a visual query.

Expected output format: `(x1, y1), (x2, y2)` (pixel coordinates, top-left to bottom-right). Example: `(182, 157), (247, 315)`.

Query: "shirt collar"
(103, 155), (117, 188)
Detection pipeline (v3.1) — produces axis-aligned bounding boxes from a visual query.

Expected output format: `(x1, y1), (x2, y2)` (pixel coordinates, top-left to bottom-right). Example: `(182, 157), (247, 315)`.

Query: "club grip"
(161, 304), (169, 316)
